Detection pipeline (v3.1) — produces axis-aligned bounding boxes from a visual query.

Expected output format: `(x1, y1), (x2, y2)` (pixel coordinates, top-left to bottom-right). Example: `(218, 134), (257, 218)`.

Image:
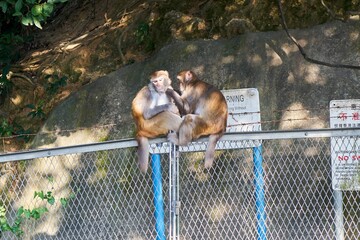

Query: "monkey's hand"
(166, 88), (187, 115)
(165, 87), (175, 96)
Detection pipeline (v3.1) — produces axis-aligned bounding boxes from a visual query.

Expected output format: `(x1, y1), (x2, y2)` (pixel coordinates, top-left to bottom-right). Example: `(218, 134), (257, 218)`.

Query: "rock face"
(33, 19), (360, 147)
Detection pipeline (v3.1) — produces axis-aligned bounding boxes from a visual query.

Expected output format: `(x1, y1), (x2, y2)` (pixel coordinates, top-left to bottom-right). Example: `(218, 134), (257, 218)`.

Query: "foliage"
(0, 1), (68, 106)
(13, 124), (32, 142)
(0, 190), (75, 238)
(0, 65), (14, 103)
(0, 118), (14, 137)
(0, 0), (68, 29)
(135, 22), (155, 52)
(0, 118), (32, 142)
(45, 74), (67, 94)
(0, 34), (23, 66)
(135, 22), (150, 44)
(26, 100), (46, 120)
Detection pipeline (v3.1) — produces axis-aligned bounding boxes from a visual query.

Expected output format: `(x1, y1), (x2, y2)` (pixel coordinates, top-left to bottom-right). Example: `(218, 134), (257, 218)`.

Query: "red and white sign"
(330, 99), (360, 191)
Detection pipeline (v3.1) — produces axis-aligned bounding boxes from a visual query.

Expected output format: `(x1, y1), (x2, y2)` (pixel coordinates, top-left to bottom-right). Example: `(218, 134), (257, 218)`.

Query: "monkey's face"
(177, 70), (192, 92)
(177, 76), (185, 92)
(151, 76), (169, 93)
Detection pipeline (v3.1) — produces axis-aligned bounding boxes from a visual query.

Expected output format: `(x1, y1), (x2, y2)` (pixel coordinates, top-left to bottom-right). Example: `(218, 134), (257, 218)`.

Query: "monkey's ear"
(185, 71), (192, 82)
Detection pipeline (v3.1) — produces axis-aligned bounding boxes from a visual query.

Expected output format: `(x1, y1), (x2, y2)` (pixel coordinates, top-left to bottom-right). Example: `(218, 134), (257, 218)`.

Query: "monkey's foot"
(167, 132), (179, 145)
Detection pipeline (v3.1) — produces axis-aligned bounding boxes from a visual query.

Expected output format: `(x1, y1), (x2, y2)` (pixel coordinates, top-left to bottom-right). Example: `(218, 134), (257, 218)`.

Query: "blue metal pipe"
(253, 146), (267, 240)
(151, 154), (166, 240)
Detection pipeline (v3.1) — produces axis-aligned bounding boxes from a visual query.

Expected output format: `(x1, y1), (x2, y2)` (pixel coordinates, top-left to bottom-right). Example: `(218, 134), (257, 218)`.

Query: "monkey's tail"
(136, 136), (150, 173)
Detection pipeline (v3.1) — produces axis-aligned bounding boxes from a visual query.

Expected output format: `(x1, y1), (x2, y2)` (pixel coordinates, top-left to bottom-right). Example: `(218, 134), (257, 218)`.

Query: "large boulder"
(33, 19), (360, 147)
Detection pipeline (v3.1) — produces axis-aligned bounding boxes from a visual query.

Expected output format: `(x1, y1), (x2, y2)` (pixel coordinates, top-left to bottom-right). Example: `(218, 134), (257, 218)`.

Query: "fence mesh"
(0, 131), (359, 239)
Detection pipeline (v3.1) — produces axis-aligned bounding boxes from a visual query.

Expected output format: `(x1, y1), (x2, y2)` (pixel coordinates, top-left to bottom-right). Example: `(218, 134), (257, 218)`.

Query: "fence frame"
(0, 127), (359, 240)
(1, 128), (359, 163)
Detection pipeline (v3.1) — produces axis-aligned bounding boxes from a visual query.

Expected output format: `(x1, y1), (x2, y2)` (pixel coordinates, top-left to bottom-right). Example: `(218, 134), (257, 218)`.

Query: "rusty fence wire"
(0, 129), (359, 240)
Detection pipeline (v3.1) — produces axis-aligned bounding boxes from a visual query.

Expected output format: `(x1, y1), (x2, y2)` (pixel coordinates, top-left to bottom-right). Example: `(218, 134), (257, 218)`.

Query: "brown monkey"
(166, 70), (228, 169)
(132, 70), (182, 173)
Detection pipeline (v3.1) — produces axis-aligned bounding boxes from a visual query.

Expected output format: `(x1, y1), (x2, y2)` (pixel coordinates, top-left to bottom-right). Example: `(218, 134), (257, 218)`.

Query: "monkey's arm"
(166, 88), (189, 115)
(143, 104), (172, 120)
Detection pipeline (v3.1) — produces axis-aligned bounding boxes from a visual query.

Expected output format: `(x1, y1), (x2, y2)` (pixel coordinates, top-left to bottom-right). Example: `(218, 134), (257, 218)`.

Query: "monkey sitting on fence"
(132, 70), (182, 173)
(166, 70), (228, 169)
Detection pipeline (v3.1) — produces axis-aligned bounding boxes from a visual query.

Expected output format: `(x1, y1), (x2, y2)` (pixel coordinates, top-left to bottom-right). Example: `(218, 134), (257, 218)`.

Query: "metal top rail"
(0, 127), (359, 163)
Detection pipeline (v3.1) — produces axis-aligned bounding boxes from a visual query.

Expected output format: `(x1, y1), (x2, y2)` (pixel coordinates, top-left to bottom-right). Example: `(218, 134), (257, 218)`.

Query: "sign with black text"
(330, 99), (360, 191)
(150, 88), (261, 153)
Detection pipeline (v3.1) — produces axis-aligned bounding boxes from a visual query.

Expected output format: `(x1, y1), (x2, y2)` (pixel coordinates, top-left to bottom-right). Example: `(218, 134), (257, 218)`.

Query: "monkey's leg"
(204, 133), (222, 169)
(142, 112), (182, 136)
(175, 114), (199, 146)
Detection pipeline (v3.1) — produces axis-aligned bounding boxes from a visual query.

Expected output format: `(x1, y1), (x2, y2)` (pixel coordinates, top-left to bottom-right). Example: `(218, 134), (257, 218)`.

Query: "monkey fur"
(132, 70), (181, 173)
(166, 70), (228, 169)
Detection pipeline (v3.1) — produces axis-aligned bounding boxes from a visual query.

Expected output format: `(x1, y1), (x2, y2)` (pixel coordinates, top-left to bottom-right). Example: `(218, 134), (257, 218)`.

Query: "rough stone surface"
(33, 20), (360, 147)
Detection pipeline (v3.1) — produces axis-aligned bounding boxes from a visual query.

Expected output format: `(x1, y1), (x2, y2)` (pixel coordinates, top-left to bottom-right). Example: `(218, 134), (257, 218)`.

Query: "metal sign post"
(169, 142), (180, 240)
(223, 88), (266, 240)
(151, 154), (166, 240)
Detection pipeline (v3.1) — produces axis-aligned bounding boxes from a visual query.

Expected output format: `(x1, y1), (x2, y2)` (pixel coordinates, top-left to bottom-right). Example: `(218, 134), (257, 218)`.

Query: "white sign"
(150, 88), (261, 153)
(223, 88), (261, 133)
(330, 99), (360, 191)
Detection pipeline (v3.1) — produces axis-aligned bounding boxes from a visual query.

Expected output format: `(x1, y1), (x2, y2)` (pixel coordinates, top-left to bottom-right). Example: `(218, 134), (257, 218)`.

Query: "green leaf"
(42, 3), (53, 16)
(47, 196), (55, 205)
(0, 1), (7, 13)
(69, 192), (76, 199)
(14, 0), (22, 12)
(16, 206), (24, 217)
(23, 209), (31, 219)
(25, 103), (35, 109)
(31, 207), (48, 219)
(34, 191), (44, 199)
(60, 198), (68, 207)
(33, 16), (42, 29)
(1, 223), (12, 231)
(47, 176), (54, 183)
(21, 15), (33, 26)
(12, 11), (22, 16)
(31, 210), (40, 220)
(31, 4), (42, 16)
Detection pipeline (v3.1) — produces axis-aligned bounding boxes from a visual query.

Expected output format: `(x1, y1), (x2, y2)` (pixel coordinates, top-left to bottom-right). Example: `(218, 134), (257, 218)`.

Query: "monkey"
(132, 70), (182, 173)
(166, 70), (228, 169)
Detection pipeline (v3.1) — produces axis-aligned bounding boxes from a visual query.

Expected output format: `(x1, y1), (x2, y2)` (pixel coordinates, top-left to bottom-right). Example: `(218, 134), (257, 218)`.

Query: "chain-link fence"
(0, 129), (359, 239)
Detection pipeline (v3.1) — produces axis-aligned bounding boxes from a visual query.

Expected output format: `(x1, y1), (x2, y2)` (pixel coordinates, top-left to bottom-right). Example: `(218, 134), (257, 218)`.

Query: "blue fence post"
(151, 154), (166, 240)
(253, 145), (266, 240)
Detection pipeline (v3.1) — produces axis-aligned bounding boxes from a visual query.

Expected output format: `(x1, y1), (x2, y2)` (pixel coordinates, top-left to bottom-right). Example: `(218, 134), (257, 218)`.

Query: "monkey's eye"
(151, 77), (164, 84)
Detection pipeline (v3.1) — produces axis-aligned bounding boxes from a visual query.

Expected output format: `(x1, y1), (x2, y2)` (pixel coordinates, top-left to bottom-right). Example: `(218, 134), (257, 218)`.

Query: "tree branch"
(277, 0), (360, 70)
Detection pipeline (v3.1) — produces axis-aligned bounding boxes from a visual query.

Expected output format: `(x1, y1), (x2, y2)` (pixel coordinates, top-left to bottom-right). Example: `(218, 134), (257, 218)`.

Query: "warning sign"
(222, 88), (261, 133)
(150, 88), (261, 153)
(330, 99), (360, 191)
